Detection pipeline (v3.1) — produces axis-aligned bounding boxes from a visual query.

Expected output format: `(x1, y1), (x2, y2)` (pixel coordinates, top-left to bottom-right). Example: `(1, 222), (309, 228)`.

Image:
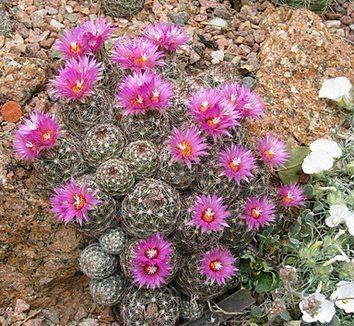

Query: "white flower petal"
(302, 151), (334, 174)
(299, 293), (335, 324)
(309, 139), (342, 159)
(345, 213), (354, 236)
(331, 281), (354, 313)
(319, 77), (352, 101)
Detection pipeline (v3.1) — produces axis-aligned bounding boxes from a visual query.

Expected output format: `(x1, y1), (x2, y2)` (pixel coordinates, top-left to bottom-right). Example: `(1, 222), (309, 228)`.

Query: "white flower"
(309, 139), (342, 159)
(302, 139), (342, 175)
(299, 293), (335, 323)
(302, 151), (334, 174)
(325, 204), (350, 228)
(330, 281), (354, 313)
(344, 212), (354, 236)
(319, 77), (352, 101)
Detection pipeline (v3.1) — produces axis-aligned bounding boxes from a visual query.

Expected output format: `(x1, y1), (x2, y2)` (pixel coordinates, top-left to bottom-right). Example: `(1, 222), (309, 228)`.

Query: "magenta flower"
(279, 183), (305, 208)
(82, 18), (113, 53)
(133, 234), (172, 264)
(242, 196), (276, 230)
(190, 194), (230, 233)
(48, 56), (103, 102)
(132, 260), (171, 289)
(13, 112), (60, 160)
(189, 88), (240, 140)
(143, 23), (189, 52)
(111, 37), (164, 71)
(13, 133), (41, 160)
(200, 247), (237, 285)
(116, 71), (173, 115)
(258, 134), (289, 169)
(218, 144), (255, 184)
(167, 126), (208, 168)
(50, 180), (100, 225)
(221, 83), (264, 120)
(54, 27), (88, 59)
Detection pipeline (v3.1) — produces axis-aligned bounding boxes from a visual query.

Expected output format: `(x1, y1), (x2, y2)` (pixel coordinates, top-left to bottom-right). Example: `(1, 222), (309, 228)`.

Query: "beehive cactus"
(100, 0), (145, 18)
(273, 0), (332, 13)
(13, 18), (306, 325)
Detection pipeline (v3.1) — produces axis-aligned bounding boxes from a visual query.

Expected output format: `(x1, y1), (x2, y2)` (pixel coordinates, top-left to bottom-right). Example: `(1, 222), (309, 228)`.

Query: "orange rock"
(1, 101), (22, 123)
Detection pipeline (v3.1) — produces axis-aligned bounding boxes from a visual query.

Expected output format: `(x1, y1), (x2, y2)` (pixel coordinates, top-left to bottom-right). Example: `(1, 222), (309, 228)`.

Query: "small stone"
(66, 5), (73, 13)
(42, 309), (60, 324)
(79, 318), (98, 326)
(50, 19), (65, 30)
(67, 13), (78, 23)
(214, 6), (232, 19)
(235, 36), (244, 44)
(15, 11), (32, 28)
(232, 55), (242, 65)
(14, 299), (30, 313)
(74, 307), (88, 321)
(190, 50), (201, 64)
(40, 37), (55, 49)
(242, 76), (257, 90)
(210, 50), (224, 64)
(208, 17), (228, 29)
(325, 20), (341, 29)
(46, 6), (58, 15)
(0, 35), (5, 48)
(254, 30), (266, 43)
(340, 16), (352, 26)
(32, 10), (47, 28)
(243, 34), (255, 46)
(169, 11), (189, 25)
(350, 24), (354, 31)
(80, 7), (90, 15)
(238, 44), (252, 56)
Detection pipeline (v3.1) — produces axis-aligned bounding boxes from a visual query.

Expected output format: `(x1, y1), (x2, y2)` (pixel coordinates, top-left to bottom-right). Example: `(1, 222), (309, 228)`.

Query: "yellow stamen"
(202, 208), (215, 223)
(177, 141), (192, 157)
(283, 192), (294, 204)
(73, 194), (86, 210)
(72, 80), (84, 94)
(200, 100), (209, 112)
(42, 130), (52, 141)
(251, 208), (262, 219)
(229, 158), (241, 171)
(146, 248), (159, 259)
(264, 148), (275, 159)
(145, 264), (158, 275)
(207, 117), (221, 127)
(70, 41), (81, 54)
(210, 260), (223, 271)
(151, 89), (160, 103)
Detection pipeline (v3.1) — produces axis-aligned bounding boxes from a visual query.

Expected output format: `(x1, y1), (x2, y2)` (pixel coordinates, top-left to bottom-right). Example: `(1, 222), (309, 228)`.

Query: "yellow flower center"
(251, 208), (262, 219)
(26, 141), (36, 152)
(229, 158), (241, 171)
(72, 80), (84, 94)
(202, 208), (215, 223)
(132, 95), (144, 106)
(264, 148), (275, 159)
(73, 194), (86, 210)
(151, 89), (160, 103)
(145, 247), (159, 259)
(42, 130), (52, 141)
(70, 41), (81, 54)
(210, 260), (223, 271)
(283, 192), (294, 203)
(177, 141), (192, 157)
(134, 54), (149, 66)
(145, 264), (158, 275)
(207, 117), (221, 127)
(200, 100), (209, 112)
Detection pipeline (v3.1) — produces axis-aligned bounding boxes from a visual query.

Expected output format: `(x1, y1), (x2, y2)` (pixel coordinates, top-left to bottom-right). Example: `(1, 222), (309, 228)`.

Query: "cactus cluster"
(273, 0), (332, 13)
(13, 19), (306, 325)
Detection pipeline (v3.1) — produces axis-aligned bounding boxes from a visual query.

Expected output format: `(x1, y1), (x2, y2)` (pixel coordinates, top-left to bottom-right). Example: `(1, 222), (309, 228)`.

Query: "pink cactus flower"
(242, 196), (276, 230)
(132, 259), (171, 289)
(50, 180), (100, 225)
(55, 27), (88, 59)
(111, 37), (164, 71)
(258, 134), (290, 169)
(134, 234), (172, 264)
(167, 126), (208, 168)
(218, 144), (256, 184)
(13, 133), (41, 160)
(48, 56), (103, 102)
(189, 88), (240, 141)
(190, 194), (230, 233)
(82, 18), (113, 53)
(221, 83), (264, 120)
(116, 71), (173, 115)
(200, 247), (237, 285)
(279, 183), (305, 208)
(143, 23), (189, 52)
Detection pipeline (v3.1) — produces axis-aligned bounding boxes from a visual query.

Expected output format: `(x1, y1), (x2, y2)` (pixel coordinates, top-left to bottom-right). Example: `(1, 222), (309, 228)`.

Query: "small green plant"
(273, 0), (333, 13)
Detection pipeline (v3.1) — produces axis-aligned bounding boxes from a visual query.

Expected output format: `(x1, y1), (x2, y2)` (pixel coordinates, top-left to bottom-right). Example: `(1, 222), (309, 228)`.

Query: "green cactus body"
(83, 123), (126, 167)
(274, 0), (332, 13)
(0, 7), (13, 35)
(89, 273), (126, 306)
(173, 195), (223, 252)
(34, 137), (85, 186)
(119, 111), (170, 144)
(117, 286), (180, 326)
(159, 149), (197, 190)
(122, 140), (159, 180)
(121, 179), (180, 237)
(95, 158), (135, 197)
(99, 227), (127, 255)
(79, 244), (118, 280)
(180, 296), (205, 321)
(100, 0), (145, 18)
